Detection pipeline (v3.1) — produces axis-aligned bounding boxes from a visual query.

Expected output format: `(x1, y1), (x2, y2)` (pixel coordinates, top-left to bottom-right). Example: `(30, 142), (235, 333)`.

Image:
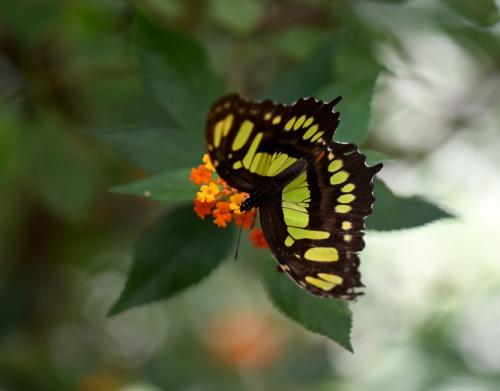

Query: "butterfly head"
(240, 194), (259, 212)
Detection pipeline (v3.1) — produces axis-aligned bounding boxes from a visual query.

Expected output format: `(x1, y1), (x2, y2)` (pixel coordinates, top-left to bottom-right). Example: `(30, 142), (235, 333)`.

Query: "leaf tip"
(106, 296), (126, 318)
(344, 339), (354, 354)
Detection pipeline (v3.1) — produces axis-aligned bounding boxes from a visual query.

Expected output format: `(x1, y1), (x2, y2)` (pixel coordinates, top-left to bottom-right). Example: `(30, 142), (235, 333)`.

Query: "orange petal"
(214, 212), (232, 228)
(234, 210), (255, 229)
(203, 153), (215, 171)
(194, 200), (215, 219)
(214, 201), (231, 214)
(250, 228), (269, 249)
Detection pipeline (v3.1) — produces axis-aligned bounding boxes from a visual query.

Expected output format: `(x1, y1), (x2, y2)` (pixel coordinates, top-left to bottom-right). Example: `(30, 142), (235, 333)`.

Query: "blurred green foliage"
(105, 10), (452, 350)
(1, 0), (499, 389)
(109, 204), (234, 316)
(136, 12), (224, 133)
(262, 257), (353, 352)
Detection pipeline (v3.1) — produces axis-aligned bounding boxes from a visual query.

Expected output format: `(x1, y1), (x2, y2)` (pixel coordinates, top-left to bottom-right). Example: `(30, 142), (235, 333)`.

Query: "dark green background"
(1, 0), (499, 390)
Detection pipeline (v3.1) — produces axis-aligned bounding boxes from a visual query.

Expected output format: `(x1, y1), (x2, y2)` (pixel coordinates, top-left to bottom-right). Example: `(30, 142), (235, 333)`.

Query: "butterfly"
(205, 94), (381, 300)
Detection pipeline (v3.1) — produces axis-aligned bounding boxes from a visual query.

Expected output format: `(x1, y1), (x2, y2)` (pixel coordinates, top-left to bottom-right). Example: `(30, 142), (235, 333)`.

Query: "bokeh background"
(1, 0), (500, 390)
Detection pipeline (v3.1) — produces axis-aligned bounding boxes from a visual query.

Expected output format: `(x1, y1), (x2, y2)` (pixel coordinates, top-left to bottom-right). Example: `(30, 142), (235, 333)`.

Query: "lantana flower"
(190, 165), (212, 185)
(197, 181), (220, 203)
(190, 154), (269, 249)
(213, 202), (232, 228)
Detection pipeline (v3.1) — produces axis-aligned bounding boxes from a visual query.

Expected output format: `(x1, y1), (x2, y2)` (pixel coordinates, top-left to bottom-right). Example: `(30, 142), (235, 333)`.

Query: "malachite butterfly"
(206, 94), (381, 300)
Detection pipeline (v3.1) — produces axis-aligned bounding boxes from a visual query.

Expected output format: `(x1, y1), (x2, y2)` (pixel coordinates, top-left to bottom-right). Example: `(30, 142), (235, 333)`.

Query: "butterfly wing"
(205, 93), (341, 192)
(259, 141), (382, 299)
(205, 93), (381, 299)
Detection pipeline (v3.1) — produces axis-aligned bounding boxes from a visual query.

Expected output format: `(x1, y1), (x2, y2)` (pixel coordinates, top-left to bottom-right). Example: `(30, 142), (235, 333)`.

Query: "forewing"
(205, 93), (341, 192)
(260, 142), (382, 300)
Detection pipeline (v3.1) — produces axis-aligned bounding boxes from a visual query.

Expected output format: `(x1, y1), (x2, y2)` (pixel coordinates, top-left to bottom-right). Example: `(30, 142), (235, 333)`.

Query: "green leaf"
(270, 28), (334, 60)
(112, 168), (195, 202)
(109, 204), (234, 316)
(364, 0), (408, 3)
(265, 23), (381, 146)
(363, 149), (391, 165)
(262, 259), (353, 352)
(441, 0), (500, 27)
(135, 12), (224, 132)
(264, 41), (335, 104)
(317, 29), (381, 145)
(210, 0), (263, 35)
(1, 0), (60, 46)
(367, 179), (454, 231)
(89, 123), (202, 173)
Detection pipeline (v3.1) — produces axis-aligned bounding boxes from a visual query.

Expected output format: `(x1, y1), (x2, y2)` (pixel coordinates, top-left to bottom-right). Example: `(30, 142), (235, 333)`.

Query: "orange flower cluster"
(190, 154), (269, 249)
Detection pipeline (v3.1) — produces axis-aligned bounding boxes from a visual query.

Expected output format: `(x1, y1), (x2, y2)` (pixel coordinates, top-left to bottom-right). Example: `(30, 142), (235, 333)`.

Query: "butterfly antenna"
(234, 211), (246, 261)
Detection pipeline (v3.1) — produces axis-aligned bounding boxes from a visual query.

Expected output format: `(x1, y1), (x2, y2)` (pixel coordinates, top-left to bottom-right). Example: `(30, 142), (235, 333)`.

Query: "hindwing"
(260, 142), (381, 299)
